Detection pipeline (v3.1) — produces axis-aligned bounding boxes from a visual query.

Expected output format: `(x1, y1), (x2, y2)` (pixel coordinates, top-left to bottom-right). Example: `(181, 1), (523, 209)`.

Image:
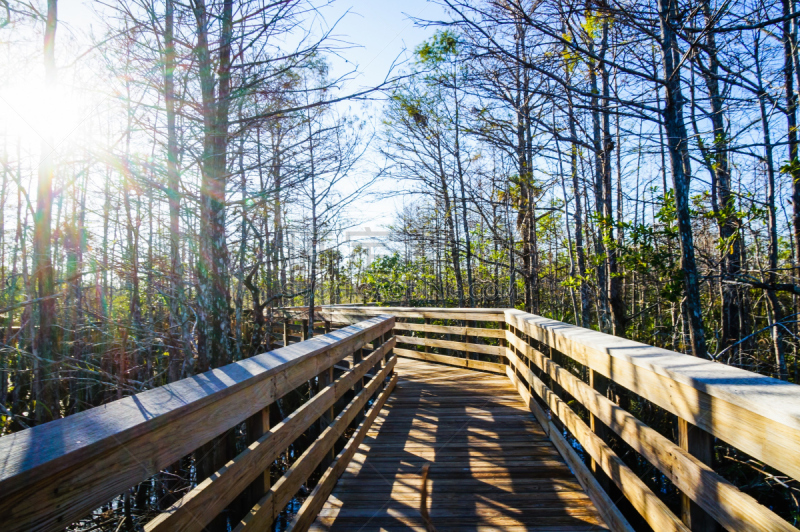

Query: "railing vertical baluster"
(389, 325), (396, 381)
(245, 405), (271, 507)
(589, 369), (611, 493)
(424, 318), (430, 354)
(353, 344), (364, 424)
(465, 319), (471, 362)
(372, 333), (386, 397)
(545, 337), (565, 434)
(318, 367), (335, 472)
(679, 419), (718, 531)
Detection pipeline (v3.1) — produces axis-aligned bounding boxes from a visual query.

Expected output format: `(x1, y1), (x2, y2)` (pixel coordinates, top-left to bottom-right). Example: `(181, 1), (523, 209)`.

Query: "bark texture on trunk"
(33, 0), (59, 424)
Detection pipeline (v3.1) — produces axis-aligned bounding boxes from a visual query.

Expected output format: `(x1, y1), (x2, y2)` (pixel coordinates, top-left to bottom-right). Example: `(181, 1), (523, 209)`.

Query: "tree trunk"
(756, 37), (789, 379)
(697, 0), (743, 352)
(164, 0), (191, 381)
(587, 15), (610, 332)
(194, 0), (233, 372)
(599, 20), (625, 337)
(33, 0), (59, 424)
(657, 0), (708, 360)
(781, 0), (800, 298)
(436, 138), (464, 306)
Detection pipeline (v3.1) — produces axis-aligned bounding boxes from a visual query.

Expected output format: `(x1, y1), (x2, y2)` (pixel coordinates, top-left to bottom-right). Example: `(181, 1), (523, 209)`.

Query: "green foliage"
(581, 12), (602, 40)
(780, 158), (800, 180)
(363, 253), (412, 302)
(415, 30), (459, 64)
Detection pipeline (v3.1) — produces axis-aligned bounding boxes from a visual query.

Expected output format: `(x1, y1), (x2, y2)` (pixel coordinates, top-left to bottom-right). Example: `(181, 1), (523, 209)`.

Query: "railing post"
(318, 366), (335, 471)
(389, 323), (396, 380)
(372, 333), (386, 397)
(301, 318), (309, 341)
(464, 319), (471, 361)
(245, 405), (271, 505)
(679, 419), (718, 531)
(353, 344), (364, 424)
(424, 318), (430, 354)
(589, 369), (611, 493)
(544, 338), (565, 434)
(283, 319), (289, 346)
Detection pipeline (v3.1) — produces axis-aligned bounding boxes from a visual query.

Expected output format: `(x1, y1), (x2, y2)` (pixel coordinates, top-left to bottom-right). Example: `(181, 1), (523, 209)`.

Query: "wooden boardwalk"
(310, 357), (609, 531)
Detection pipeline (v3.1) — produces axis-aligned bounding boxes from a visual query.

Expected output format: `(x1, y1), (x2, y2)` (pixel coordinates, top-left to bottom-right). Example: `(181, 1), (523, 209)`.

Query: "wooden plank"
(394, 347), (506, 374)
(288, 373), (399, 532)
(505, 332), (795, 532)
(234, 355), (397, 530)
(310, 357), (610, 532)
(505, 348), (688, 532)
(311, 526), (600, 531)
(393, 321), (505, 338)
(244, 404), (271, 505)
(272, 323), (304, 332)
(321, 306), (505, 322)
(328, 476), (587, 493)
(0, 316), (394, 532)
(395, 335), (504, 356)
(145, 338), (395, 532)
(505, 309), (800, 483)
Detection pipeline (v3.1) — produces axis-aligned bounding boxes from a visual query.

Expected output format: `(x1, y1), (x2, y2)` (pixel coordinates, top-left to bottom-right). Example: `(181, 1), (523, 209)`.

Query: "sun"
(0, 80), (90, 151)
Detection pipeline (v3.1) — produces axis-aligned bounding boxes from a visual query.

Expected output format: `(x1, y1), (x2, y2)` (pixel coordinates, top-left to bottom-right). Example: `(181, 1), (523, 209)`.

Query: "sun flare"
(0, 81), (90, 149)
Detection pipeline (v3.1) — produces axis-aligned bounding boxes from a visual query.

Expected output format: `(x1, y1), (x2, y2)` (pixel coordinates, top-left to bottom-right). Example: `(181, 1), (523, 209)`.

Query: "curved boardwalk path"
(310, 357), (609, 531)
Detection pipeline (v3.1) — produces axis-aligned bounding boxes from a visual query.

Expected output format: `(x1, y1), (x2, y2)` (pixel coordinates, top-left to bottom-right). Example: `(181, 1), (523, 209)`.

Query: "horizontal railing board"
(0, 316), (394, 532)
(394, 348), (506, 374)
(325, 305), (507, 313)
(505, 366), (634, 532)
(272, 323), (304, 332)
(392, 321), (505, 338)
(395, 335), (504, 356)
(505, 310), (800, 483)
(504, 366), (635, 532)
(321, 306), (505, 322)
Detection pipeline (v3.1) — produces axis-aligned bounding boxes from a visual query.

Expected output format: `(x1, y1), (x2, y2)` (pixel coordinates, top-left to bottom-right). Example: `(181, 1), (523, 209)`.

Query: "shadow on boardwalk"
(310, 357), (609, 531)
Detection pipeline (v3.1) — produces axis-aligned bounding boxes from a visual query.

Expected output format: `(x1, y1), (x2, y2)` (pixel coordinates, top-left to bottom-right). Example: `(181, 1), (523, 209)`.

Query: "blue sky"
(316, 1), (446, 231)
(320, 1), (444, 90)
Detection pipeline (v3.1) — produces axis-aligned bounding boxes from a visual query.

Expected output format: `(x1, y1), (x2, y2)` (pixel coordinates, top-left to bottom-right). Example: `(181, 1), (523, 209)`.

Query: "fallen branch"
(723, 278), (800, 296)
(0, 293), (65, 315)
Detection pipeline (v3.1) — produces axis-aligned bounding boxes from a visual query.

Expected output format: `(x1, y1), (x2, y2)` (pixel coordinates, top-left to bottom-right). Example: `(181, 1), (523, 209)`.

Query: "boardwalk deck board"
(309, 358), (609, 531)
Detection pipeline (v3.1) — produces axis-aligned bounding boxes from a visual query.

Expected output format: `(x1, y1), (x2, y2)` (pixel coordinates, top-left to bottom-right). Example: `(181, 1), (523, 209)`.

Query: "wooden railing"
(317, 305), (800, 532)
(320, 305), (508, 373)
(0, 315), (396, 532)
(4, 303), (799, 532)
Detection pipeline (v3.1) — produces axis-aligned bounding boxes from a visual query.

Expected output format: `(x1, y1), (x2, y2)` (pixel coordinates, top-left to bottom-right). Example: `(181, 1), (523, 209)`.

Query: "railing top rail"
(505, 309), (800, 429)
(0, 315), (393, 497)
(324, 305), (507, 313)
(321, 306), (506, 321)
